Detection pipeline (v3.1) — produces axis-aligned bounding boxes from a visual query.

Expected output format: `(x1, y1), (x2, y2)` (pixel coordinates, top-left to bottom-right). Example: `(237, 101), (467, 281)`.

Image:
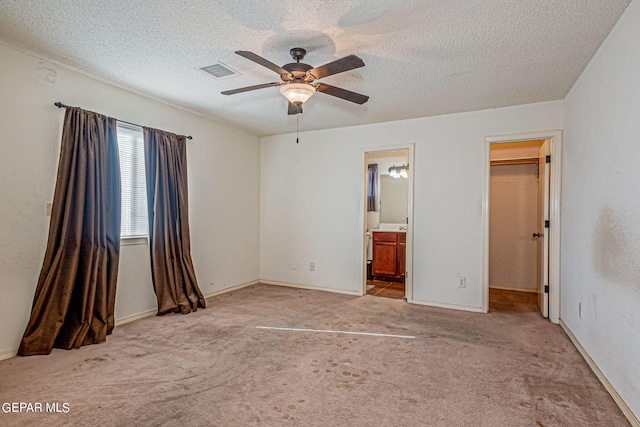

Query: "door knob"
(533, 233), (543, 238)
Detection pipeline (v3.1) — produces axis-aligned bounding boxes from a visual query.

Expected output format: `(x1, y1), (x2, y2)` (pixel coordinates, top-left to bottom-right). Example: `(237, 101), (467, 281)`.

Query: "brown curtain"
(18, 107), (121, 356)
(143, 127), (205, 315)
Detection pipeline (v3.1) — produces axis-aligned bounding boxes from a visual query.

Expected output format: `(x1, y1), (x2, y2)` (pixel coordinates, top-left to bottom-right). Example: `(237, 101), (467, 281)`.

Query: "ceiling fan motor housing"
(282, 62), (313, 82)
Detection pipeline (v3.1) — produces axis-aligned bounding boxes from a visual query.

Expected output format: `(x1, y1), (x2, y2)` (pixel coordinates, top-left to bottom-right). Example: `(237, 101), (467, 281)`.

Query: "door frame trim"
(361, 144), (415, 302)
(482, 130), (562, 323)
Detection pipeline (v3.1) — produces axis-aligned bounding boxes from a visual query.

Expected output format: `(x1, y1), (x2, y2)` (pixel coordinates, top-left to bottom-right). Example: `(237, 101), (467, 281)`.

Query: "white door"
(536, 140), (550, 317)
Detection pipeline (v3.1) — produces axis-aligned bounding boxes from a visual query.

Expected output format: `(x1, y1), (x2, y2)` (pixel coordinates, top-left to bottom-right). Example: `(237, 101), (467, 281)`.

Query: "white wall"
(562, 0), (640, 418)
(0, 43), (260, 355)
(260, 101), (562, 306)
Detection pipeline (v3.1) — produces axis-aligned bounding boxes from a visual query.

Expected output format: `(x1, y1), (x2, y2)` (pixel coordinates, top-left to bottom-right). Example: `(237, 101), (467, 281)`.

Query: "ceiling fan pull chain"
(296, 111), (299, 144)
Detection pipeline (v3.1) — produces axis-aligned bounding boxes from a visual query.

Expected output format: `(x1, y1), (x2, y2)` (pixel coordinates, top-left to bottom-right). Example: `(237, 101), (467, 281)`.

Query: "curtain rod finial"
(54, 102), (66, 108)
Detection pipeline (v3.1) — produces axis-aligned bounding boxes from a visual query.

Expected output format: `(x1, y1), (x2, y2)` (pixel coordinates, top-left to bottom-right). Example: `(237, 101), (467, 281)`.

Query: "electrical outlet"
(290, 260), (296, 270)
(310, 262), (315, 271)
(458, 277), (466, 288)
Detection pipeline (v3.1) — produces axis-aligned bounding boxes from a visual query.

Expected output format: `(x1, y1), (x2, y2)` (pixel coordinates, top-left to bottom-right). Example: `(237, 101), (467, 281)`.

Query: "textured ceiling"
(0, 0), (631, 136)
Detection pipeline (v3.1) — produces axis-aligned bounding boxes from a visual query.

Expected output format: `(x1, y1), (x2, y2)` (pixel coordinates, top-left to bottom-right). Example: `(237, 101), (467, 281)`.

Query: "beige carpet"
(0, 284), (629, 426)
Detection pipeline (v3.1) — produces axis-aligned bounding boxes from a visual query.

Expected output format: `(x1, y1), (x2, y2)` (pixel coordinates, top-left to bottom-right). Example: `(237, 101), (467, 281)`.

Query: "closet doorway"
(362, 145), (414, 301)
(489, 140), (545, 314)
(483, 131), (562, 323)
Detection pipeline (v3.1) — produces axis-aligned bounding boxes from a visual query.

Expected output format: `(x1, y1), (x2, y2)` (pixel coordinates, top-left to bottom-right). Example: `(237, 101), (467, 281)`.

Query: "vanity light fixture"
(389, 164), (409, 179)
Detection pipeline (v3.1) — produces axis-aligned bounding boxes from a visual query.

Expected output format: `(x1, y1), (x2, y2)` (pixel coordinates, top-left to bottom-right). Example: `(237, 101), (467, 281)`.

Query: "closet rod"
(54, 102), (193, 140)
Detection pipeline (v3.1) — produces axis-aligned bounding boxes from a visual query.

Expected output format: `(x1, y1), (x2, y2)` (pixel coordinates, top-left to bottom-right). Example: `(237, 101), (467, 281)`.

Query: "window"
(116, 122), (148, 238)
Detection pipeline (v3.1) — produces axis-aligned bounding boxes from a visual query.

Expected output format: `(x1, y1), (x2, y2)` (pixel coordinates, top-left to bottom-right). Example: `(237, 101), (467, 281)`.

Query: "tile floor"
(366, 280), (405, 299)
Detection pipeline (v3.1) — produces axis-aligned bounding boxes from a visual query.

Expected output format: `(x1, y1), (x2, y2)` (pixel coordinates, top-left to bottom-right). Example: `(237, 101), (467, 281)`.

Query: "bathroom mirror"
(379, 175), (408, 223)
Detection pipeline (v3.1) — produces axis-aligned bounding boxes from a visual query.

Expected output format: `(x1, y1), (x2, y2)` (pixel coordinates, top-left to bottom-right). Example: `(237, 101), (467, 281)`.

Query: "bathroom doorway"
(362, 146), (414, 301)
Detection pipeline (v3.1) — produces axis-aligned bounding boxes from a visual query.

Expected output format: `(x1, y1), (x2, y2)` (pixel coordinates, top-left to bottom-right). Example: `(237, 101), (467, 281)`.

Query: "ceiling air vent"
(200, 62), (239, 79)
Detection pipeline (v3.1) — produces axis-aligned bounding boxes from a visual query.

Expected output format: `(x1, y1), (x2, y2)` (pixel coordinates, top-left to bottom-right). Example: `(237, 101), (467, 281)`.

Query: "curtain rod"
(54, 102), (193, 140)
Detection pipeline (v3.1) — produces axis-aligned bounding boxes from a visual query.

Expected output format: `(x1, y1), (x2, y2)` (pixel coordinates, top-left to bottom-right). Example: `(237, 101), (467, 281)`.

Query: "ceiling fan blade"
(235, 51), (291, 76)
(308, 55), (365, 80)
(287, 102), (302, 115)
(315, 83), (369, 105)
(221, 82), (281, 95)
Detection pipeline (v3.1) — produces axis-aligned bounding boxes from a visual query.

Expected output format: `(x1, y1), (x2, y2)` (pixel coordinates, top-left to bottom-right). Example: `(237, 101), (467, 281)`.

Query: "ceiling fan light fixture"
(280, 83), (316, 105)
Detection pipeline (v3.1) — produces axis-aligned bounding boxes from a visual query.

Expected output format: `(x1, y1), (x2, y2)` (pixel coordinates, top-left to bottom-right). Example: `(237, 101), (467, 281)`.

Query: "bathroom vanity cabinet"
(372, 231), (406, 281)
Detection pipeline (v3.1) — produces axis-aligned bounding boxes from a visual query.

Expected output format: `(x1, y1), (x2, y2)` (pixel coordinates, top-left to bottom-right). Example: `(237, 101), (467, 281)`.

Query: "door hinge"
(545, 220), (550, 228)
(544, 285), (550, 294)
(546, 155), (551, 163)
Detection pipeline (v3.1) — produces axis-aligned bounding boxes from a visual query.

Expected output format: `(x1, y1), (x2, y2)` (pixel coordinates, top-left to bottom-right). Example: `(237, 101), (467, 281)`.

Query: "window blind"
(116, 122), (148, 237)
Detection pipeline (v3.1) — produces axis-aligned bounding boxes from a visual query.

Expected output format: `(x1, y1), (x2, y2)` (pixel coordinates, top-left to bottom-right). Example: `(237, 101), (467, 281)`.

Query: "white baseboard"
(0, 349), (18, 361)
(408, 298), (485, 313)
(489, 286), (537, 293)
(260, 280), (362, 296)
(114, 309), (157, 326)
(116, 280), (260, 326)
(0, 280), (262, 362)
(560, 320), (639, 427)
(261, 282), (483, 314)
(204, 280), (259, 299)
(0, 314), (159, 361)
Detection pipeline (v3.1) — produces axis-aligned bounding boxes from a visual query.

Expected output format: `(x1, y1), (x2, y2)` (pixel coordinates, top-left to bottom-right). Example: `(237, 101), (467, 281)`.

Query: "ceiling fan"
(221, 47), (369, 115)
